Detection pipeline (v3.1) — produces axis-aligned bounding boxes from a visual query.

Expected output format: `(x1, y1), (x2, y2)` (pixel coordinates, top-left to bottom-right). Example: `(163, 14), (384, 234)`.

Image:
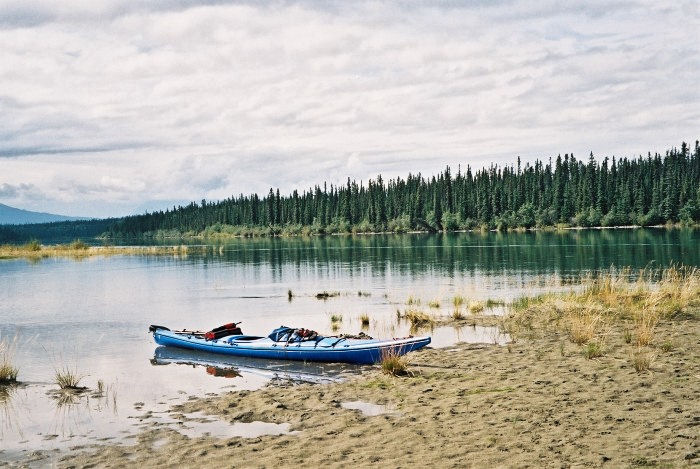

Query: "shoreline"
(108, 223), (695, 241)
(0, 224), (694, 260)
(9, 269), (699, 467)
(55, 313), (698, 468)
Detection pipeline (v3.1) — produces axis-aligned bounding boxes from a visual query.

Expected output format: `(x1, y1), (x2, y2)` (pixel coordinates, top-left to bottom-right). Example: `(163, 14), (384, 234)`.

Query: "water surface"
(1, 228), (697, 464)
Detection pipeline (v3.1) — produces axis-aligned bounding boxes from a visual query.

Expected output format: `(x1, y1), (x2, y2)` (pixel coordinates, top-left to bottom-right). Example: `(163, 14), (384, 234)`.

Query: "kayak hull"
(152, 329), (430, 365)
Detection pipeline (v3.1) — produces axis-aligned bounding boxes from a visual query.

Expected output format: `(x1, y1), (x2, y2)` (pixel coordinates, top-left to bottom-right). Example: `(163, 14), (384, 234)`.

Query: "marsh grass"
(287, 289), (293, 301)
(428, 300), (441, 309)
(357, 291), (371, 297)
(451, 309), (465, 320)
(54, 365), (86, 390)
(0, 337), (19, 384)
(359, 313), (370, 327)
(380, 348), (412, 377)
(509, 266), (699, 349)
(330, 314), (343, 323)
(316, 291), (340, 300)
(468, 301), (485, 314)
(406, 295), (421, 306)
(0, 243), (193, 260)
(25, 239), (41, 251)
(452, 295), (465, 308)
(68, 239), (89, 250)
(400, 309), (435, 327)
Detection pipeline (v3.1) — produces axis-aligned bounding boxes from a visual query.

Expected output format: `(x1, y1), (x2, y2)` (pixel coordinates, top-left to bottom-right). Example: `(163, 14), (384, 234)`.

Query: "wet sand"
(54, 313), (699, 469)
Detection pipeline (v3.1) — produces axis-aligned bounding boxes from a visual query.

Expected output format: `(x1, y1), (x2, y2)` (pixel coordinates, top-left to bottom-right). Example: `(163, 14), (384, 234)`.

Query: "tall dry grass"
(509, 266), (699, 350)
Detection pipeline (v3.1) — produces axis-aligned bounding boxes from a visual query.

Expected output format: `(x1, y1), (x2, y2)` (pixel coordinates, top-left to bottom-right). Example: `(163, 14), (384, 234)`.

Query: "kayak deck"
(152, 328), (431, 365)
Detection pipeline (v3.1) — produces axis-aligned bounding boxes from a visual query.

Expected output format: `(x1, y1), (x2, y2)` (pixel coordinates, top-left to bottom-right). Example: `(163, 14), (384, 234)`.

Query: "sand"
(51, 312), (699, 469)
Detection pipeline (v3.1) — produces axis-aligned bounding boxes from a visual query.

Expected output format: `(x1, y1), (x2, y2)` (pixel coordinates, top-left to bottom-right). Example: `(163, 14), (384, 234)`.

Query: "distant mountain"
(0, 203), (88, 225)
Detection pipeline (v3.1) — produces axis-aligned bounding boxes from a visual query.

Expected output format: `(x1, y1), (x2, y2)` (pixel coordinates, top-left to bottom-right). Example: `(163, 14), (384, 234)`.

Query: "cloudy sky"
(1, 0), (698, 217)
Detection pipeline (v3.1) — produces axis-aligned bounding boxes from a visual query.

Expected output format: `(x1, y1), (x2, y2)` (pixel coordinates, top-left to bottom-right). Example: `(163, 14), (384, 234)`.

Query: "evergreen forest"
(107, 141), (700, 238)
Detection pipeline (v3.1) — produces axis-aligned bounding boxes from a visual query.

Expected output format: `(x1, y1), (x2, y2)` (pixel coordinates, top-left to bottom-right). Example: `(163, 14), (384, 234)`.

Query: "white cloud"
(0, 0), (698, 217)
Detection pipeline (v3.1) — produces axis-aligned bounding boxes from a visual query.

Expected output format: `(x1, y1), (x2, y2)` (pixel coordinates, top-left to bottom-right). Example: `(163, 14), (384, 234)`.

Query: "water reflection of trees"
(147, 229), (698, 280)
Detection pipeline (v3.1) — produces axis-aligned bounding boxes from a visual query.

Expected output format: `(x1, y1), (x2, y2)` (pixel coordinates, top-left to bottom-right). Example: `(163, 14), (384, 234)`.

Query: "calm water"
(0, 228), (697, 463)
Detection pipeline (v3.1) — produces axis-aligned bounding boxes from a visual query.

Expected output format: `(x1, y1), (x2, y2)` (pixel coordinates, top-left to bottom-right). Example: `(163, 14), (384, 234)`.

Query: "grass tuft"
(582, 341), (604, 359)
(68, 239), (89, 250)
(452, 309), (465, 320)
(359, 313), (370, 327)
(406, 295), (421, 306)
(634, 311), (657, 346)
(55, 365), (85, 390)
(468, 301), (485, 314)
(330, 314), (343, 323)
(631, 349), (655, 373)
(401, 309), (435, 327)
(567, 308), (602, 344)
(428, 299), (440, 309)
(0, 337), (19, 384)
(380, 348), (411, 377)
(659, 340), (674, 353)
(316, 291), (340, 300)
(452, 295), (465, 308)
(623, 329), (633, 344)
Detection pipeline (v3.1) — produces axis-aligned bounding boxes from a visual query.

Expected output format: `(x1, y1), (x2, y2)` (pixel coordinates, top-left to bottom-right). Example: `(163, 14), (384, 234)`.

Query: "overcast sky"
(0, 0), (698, 218)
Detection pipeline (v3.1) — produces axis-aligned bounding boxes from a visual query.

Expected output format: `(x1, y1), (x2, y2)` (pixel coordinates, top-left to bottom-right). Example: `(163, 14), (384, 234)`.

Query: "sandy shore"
(54, 312), (698, 469)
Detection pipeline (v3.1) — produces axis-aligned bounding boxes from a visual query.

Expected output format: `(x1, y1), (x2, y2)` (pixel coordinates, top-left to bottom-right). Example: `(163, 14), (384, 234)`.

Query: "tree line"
(104, 140), (699, 237)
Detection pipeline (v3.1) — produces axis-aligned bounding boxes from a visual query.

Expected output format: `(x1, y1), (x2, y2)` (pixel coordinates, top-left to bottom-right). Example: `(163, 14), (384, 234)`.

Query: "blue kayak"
(150, 325), (431, 365)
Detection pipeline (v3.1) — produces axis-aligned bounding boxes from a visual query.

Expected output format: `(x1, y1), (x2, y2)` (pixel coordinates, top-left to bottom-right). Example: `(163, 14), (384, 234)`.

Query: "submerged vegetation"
(104, 141), (699, 238)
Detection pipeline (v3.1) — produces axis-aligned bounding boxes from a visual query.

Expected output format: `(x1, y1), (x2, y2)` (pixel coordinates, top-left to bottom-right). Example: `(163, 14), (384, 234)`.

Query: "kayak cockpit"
(228, 335), (265, 341)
